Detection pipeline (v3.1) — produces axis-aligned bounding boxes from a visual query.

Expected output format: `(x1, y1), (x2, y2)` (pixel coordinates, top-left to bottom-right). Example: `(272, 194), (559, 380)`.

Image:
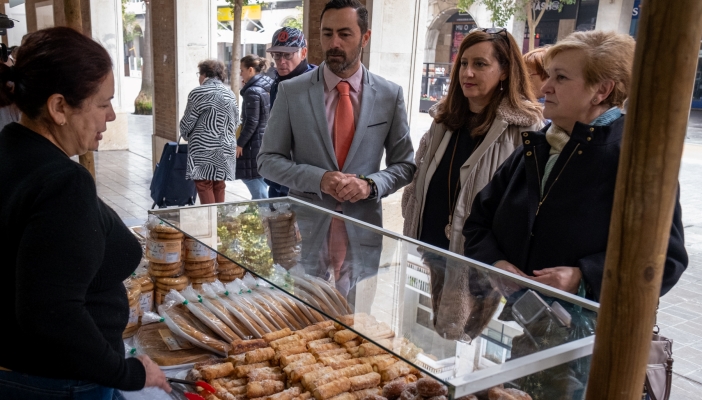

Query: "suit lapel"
(342, 66), (376, 172)
(309, 65), (339, 169)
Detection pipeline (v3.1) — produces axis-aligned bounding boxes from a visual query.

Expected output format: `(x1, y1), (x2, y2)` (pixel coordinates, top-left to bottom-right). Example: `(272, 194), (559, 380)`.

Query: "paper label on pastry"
(127, 304), (140, 328)
(145, 239), (181, 263)
(184, 239), (216, 261)
(139, 291), (153, 314)
(159, 329), (194, 351)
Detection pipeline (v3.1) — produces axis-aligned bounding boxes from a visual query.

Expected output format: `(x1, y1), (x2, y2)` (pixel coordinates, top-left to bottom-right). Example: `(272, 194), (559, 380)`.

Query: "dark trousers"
(0, 370), (121, 400)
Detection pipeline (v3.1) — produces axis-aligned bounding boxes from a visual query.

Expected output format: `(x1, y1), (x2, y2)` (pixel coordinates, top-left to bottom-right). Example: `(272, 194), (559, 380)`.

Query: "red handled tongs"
(167, 377), (215, 400)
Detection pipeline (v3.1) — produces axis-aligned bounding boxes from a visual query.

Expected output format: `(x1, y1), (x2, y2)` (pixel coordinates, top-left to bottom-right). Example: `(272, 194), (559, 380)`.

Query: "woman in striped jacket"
(180, 59), (239, 204)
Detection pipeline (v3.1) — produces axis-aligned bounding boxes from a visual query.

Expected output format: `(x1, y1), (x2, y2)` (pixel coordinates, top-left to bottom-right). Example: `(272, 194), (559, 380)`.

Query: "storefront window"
(420, 63), (452, 113)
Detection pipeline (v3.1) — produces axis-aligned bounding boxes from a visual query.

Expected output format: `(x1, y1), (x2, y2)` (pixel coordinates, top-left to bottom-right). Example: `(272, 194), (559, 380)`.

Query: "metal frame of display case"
(150, 197), (599, 397)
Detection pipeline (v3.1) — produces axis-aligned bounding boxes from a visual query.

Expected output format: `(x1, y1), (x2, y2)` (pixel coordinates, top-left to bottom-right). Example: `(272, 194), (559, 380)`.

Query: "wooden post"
(585, 1), (702, 399)
(62, 0), (96, 180)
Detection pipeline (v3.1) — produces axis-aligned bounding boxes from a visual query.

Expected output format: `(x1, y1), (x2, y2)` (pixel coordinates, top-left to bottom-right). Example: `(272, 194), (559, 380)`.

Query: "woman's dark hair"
(321, 0), (369, 34)
(0, 27), (113, 119)
(435, 30), (541, 136)
(198, 59), (227, 82)
(240, 55), (268, 74)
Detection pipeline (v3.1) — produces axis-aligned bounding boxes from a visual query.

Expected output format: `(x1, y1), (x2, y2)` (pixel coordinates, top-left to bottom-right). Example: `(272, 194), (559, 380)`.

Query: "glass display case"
(150, 198), (599, 399)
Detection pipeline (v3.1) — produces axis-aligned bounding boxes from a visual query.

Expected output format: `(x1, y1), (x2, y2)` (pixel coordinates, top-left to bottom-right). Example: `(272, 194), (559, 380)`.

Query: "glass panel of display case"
(150, 199), (598, 397)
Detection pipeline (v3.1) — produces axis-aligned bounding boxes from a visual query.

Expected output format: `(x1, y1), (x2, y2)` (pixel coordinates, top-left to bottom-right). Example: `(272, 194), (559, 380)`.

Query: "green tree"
(224, 0), (262, 97)
(458, 0), (576, 51)
(283, 6), (304, 30)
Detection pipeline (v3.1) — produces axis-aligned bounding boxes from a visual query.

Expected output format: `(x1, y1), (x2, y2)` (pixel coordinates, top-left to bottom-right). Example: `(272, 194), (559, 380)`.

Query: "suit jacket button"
(526, 151), (533, 156)
(525, 140), (530, 145)
(522, 132), (529, 137)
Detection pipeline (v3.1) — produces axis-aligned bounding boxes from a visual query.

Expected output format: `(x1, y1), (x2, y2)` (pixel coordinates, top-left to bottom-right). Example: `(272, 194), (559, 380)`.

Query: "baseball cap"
(266, 27), (307, 53)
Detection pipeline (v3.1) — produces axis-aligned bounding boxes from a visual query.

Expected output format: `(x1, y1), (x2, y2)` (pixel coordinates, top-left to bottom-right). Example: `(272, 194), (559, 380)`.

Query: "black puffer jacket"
(237, 74), (273, 180)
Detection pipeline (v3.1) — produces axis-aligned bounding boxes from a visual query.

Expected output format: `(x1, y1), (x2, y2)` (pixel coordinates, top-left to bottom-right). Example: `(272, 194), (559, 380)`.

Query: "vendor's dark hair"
(321, 0), (369, 34)
(198, 59), (227, 82)
(241, 55), (268, 74)
(0, 27), (113, 119)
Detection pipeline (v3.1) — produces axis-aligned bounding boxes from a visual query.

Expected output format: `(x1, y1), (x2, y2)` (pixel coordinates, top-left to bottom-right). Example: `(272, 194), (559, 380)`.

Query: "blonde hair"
(545, 31), (635, 108)
(523, 46), (550, 80)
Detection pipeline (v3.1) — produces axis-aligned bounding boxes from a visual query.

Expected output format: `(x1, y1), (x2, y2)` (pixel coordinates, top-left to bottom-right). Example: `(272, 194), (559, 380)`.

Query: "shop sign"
(451, 23), (477, 62)
(218, 5), (262, 22)
(632, 0), (642, 19)
(532, 1), (562, 11)
(447, 12), (475, 23)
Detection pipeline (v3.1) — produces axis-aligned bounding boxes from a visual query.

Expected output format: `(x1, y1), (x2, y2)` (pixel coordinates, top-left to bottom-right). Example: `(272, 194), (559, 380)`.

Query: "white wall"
(5, 3), (28, 46)
(176, 0), (218, 120)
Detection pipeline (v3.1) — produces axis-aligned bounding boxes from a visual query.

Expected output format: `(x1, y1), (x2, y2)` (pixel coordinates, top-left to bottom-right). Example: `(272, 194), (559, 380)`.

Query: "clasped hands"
(320, 171), (371, 203)
(492, 260), (582, 295)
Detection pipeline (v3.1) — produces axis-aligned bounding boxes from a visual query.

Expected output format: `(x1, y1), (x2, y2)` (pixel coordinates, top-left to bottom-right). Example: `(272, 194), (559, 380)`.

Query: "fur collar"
(428, 97), (542, 127)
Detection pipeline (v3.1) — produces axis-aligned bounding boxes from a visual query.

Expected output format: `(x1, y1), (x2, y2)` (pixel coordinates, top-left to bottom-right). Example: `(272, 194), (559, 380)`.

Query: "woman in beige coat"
(401, 28), (543, 340)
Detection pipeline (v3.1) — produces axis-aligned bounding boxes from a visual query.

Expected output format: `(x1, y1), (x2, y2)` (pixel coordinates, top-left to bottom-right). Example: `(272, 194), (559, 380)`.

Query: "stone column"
(150, 0), (217, 167)
(90, 0), (128, 151)
(594, 0), (636, 33)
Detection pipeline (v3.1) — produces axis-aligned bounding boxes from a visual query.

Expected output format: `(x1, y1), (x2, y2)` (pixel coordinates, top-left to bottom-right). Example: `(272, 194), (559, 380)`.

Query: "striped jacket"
(180, 78), (239, 181)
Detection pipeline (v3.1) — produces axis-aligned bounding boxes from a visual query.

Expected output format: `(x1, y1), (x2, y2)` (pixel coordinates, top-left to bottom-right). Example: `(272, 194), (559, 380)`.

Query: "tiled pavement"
(95, 111), (702, 398)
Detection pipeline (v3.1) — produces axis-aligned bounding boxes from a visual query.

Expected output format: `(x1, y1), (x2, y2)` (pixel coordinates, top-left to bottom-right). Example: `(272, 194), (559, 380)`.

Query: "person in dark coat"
(238, 55), (273, 199)
(264, 27), (318, 198)
(462, 30), (687, 400)
(463, 31), (687, 302)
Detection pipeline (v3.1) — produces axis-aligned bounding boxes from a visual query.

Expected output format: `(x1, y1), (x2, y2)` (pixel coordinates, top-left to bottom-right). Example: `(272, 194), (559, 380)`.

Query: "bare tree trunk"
(135, 1), (153, 115)
(230, 0), (242, 98)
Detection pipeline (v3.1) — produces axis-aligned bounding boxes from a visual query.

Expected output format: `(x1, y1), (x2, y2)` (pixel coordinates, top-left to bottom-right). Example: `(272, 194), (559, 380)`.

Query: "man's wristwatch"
(358, 175), (378, 200)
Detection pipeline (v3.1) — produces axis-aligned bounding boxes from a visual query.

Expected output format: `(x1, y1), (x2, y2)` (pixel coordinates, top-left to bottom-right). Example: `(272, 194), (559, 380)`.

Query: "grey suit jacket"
(257, 63), (416, 227)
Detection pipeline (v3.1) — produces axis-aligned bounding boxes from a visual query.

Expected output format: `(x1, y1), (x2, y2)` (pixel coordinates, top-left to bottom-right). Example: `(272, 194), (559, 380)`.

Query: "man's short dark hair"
(321, 0), (369, 34)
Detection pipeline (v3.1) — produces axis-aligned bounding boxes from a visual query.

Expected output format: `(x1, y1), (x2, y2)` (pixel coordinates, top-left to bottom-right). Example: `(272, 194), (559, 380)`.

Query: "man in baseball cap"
(264, 27), (318, 198)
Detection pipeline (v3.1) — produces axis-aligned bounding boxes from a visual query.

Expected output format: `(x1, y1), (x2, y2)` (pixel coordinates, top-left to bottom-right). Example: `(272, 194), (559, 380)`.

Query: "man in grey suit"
(257, 0), (415, 302)
(257, 0), (415, 227)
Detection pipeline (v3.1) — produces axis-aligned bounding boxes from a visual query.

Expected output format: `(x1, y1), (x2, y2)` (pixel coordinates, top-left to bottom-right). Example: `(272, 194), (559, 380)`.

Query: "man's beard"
(324, 40), (363, 74)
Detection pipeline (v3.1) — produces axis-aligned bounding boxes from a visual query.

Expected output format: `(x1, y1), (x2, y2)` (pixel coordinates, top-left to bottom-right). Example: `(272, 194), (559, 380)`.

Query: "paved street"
(94, 108), (702, 398)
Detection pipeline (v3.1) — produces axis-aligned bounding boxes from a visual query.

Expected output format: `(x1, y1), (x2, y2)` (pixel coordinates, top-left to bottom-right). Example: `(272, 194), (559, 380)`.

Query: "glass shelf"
(150, 198), (599, 398)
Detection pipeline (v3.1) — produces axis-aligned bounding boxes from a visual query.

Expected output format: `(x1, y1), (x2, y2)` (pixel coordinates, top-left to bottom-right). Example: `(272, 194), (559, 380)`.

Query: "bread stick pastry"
(297, 329), (330, 341)
(283, 355), (317, 375)
(200, 362), (235, 380)
(230, 338), (269, 355)
(310, 343), (342, 354)
(313, 364), (373, 390)
(372, 358), (397, 373)
(290, 362), (325, 383)
(247, 369), (286, 382)
(380, 362), (412, 382)
(342, 340), (361, 349)
(297, 392), (313, 400)
(349, 373), (381, 392)
(357, 355), (393, 365)
(228, 354), (246, 366)
(247, 380), (285, 398)
(334, 330), (359, 344)
(313, 378), (351, 400)
(351, 388), (383, 400)
(268, 387), (303, 400)
(319, 353), (353, 365)
(274, 345), (308, 363)
(358, 343), (386, 357)
(245, 347), (276, 364)
(301, 366), (334, 391)
(212, 378), (247, 388)
(307, 338), (334, 349)
(264, 327), (293, 343)
(275, 340), (308, 353)
(328, 358), (362, 370)
(314, 348), (349, 359)
(281, 352), (316, 367)
(234, 361), (272, 378)
(327, 393), (356, 400)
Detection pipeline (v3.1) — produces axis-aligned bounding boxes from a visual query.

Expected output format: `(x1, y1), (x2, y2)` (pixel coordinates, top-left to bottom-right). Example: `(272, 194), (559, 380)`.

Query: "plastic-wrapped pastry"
(158, 296), (231, 356)
(177, 287), (240, 342)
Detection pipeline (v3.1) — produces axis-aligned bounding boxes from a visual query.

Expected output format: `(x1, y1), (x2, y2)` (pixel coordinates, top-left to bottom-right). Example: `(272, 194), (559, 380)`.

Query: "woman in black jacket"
(0, 28), (169, 399)
(238, 55), (274, 199)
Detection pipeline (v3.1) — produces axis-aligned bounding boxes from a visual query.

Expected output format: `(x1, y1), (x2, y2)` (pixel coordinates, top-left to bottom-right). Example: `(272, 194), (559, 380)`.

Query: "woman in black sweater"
(0, 28), (170, 398)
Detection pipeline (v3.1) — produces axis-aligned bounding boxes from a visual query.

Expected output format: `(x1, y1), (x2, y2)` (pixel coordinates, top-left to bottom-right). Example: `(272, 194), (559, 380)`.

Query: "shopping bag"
(150, 140), (197, 208)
